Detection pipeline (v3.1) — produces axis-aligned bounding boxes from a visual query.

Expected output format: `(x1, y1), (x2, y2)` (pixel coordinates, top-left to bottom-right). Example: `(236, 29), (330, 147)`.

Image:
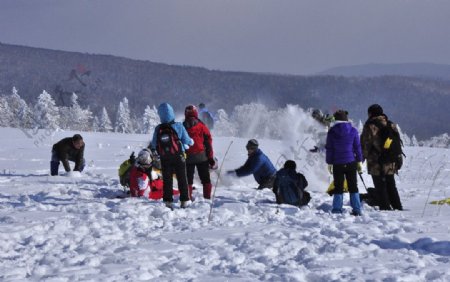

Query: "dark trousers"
(333, 162), (358, 194)
(161, 156), (189, 202)
(50, 150), (85, 175)
(186, 161), (211, 185)
(371, 174), (403, 210)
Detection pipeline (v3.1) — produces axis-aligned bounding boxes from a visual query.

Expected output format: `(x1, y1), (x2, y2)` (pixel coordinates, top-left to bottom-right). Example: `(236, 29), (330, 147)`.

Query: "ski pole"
(208, 140), (233, 223)
(358, 172), (369, 192)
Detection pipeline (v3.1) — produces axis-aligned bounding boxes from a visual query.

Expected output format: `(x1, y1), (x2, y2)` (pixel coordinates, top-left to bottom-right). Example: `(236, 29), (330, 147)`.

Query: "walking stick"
(358, 172), (369, 192)
(208, 140), (233, 223)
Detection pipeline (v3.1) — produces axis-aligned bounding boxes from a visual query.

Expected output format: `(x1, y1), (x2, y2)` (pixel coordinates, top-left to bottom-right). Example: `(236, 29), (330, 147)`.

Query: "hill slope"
(319, 63), (450, 80)
(1, 43), (450, 139)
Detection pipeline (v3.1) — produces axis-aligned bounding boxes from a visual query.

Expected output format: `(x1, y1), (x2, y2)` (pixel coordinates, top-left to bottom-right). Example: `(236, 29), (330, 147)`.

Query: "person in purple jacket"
(325, 110), (363, 216)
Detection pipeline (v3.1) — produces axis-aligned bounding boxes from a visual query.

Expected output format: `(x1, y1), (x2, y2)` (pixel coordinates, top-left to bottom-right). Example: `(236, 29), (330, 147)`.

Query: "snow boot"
(203, 183), (212, 199)
(164, 201), (174, 211)
(180, 201), (189, 209)
(350, 193), (362, 216)
(50, 161), (59, 176)
(332, 193), (343, 213)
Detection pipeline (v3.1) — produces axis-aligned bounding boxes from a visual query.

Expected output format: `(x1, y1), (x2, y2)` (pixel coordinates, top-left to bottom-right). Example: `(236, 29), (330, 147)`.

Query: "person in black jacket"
(50, 134), (85, 176)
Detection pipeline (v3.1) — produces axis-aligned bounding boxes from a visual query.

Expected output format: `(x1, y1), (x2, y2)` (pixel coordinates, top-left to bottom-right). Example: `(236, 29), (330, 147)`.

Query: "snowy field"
(0, 127), (449, 281)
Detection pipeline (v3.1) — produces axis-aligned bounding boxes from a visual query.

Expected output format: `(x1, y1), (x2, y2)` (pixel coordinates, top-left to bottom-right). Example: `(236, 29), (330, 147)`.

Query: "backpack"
(275, 169), (308, 206)
(156, 122), (183, 160)
(118, 152), (136, 187)
(200, 111), (214, 130)
(373, 120), (405, 170)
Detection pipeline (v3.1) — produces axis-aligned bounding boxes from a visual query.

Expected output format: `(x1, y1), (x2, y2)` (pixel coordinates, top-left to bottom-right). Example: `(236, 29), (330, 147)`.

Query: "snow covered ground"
(0, 127), (449, 281)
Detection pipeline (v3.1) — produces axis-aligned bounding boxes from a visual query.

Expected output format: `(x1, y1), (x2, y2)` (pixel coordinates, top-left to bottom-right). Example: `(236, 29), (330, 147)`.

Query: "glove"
(357, 162), (363, 174)
(208, 158), (216, 168)
(327, 165), (333, 175)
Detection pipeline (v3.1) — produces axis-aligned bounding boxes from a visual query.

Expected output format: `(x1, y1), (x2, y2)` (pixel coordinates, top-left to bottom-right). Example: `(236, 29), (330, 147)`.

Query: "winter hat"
(72, 134), (83, 142)
(368, 104), (383, 117)
(137, 149), (152, 166)
(246, 139), (259, 150)
(284, 160), (297, 170)
(185, 105), (198, 118)
(198, 103), (206, 109)
(333, 110), (349, 121)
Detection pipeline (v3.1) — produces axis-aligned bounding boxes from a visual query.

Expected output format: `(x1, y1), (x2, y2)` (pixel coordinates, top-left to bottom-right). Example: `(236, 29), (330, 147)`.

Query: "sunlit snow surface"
(0, 128), (449, 281)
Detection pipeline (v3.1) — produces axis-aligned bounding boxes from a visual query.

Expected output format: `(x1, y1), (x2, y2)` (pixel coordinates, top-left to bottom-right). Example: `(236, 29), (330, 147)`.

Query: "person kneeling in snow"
(227, 139), (276, 190)
(273, 160), (311, 207)
(50, 134), (85, 176)
(129, 149), (177, 200)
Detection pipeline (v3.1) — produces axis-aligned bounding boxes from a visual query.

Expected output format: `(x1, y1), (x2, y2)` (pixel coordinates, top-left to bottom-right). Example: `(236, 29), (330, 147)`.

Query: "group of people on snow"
(49, 102), (403, 214)
(325, 104), (403, 215)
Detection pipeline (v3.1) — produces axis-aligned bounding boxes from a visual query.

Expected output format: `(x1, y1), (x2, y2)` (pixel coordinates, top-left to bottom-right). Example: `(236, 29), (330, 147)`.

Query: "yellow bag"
(326, 179), (349, 195)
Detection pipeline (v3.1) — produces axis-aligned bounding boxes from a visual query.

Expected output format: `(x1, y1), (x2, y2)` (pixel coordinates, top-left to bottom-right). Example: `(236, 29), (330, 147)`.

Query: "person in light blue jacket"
(149, 103), (194, 209)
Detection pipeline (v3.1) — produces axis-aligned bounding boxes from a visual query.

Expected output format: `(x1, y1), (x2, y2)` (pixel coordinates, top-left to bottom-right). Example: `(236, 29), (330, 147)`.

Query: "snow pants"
(161, 155), (189, 203)
(371, 175), (403, 210)
(50, 150), (85, 175)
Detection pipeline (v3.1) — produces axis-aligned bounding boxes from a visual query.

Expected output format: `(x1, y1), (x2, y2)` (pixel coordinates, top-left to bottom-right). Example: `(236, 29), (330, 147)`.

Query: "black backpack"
(373, 120), (405, 170)
(275, 169), (309, 206)
(156, 122), (183, 160)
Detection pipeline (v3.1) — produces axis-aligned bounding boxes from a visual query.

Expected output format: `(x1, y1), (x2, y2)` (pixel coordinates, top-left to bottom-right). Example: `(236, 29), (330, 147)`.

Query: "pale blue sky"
(1, 0), (450, 75)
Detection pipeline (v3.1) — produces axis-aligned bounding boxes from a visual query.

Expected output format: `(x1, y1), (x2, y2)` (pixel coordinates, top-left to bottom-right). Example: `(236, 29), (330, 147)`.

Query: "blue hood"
(158, 103), (175, 123)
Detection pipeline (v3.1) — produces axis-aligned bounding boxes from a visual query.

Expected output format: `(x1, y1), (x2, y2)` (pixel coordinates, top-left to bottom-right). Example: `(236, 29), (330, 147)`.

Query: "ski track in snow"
(0, 128), (449, 281)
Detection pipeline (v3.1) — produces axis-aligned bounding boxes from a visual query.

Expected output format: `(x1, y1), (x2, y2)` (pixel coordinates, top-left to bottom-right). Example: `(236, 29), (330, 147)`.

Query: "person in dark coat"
(273, 160), (310, 207)
(183, 104), (215, 200)
(360, 104), (403, 210)
(149, 103), (194, 209)
(50, 134), (85, 176)
(227, 139), (276, 189)
(325, 110), (363, 215)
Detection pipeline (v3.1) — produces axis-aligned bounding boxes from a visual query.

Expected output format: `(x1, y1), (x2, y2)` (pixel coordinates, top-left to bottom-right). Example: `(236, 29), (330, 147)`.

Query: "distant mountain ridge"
(1, 42), (450, 139)
(319, 63), (450, 80)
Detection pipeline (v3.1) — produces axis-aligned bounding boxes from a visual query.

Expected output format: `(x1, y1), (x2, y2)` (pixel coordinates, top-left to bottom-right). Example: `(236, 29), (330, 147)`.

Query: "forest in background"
(1, 42), (450, 139)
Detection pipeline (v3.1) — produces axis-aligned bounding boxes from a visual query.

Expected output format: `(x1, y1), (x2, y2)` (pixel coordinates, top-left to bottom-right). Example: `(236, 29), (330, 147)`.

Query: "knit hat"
(185, 105), (198, 118)
(284, 160), (297, 170)
(368, 104), (383, 117)
(246, 139), (259, 150)
(333, 110), (349, 121)
(72, 134), (83, 142)
(137, 149), (152, 166)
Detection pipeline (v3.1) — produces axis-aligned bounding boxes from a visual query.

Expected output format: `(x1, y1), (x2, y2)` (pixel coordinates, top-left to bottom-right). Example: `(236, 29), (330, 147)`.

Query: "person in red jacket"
(183, 105), (215, 200)
(129, 148), (177, 199)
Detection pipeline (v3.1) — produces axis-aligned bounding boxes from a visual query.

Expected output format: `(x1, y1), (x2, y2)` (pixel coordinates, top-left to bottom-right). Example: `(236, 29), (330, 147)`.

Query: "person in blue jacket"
(227, 139), (277, 190)
(149, 103), (194, 209)
(325, 110), (363, 216)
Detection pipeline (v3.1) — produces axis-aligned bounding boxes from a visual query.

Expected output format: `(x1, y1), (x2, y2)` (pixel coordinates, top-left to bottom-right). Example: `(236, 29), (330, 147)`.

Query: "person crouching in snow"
(227, 139), (276, 190)
(129, 149), (154, 198)
(50, 134), (85, 176)
(273, 160), (311, 207)
(183, 105), (215, 200)
(325, 110), (363, 216)
(129, 148), (172, 200)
